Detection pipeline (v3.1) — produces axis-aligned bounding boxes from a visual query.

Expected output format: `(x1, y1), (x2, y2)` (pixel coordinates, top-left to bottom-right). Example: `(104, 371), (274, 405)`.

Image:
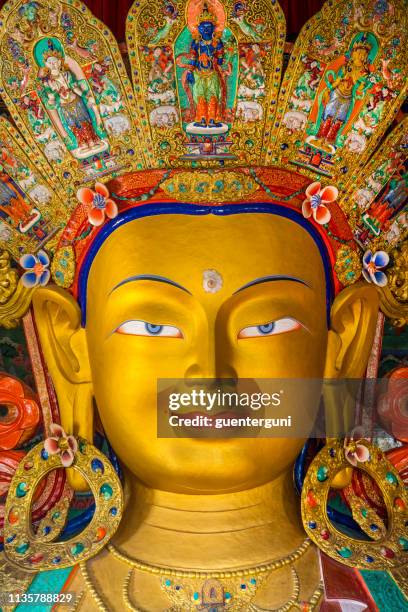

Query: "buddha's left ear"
(32, 286), (93, 491)
(324, 282), (379, 379)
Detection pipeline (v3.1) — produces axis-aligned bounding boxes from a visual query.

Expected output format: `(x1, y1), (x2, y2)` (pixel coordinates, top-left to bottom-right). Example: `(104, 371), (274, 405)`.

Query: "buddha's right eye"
(115, 320), (183, 338)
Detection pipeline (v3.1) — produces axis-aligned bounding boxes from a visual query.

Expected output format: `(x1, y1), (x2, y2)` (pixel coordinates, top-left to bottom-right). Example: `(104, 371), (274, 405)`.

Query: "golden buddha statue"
(25, 208), (379, 610)
(0, 0), (407, 610)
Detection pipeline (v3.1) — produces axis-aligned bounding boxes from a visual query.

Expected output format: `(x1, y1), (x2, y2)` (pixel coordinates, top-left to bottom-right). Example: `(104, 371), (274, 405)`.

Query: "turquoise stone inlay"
(15, 542), (29, 554)
(386, 472), (398, 485)
(399, 537), (408, 551)
(71, 542), (85, 556)
(100, 483), (113, 500)
(317, 466), (328, 482)
(337, 547), (352, 559)
(16, 482), (28, 498)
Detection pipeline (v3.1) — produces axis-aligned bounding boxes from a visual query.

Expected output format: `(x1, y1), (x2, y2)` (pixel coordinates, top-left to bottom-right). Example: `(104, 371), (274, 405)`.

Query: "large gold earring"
(301, 438), (408, 570)
(4, 423), (123, 571)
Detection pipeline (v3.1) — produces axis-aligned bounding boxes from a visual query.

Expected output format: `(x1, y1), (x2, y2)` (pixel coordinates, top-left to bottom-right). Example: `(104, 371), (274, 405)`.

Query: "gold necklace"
(80, 538), (323, 611)
(121, 566), (320, 612)
(107, 538), (311, 578)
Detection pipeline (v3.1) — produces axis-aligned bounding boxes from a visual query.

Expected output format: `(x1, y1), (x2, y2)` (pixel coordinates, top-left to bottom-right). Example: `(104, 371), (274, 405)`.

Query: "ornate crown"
(198, 3), (217, 24)
(0, 0), (406, 327)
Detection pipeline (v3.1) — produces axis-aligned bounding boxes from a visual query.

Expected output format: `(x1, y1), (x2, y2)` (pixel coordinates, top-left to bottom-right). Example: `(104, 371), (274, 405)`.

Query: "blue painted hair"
(78, 202), (335, 327)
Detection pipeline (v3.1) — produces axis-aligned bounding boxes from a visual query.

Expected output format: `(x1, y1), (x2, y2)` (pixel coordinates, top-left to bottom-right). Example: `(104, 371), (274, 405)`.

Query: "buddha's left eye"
(116, 320), (183, 338)
(238, 318), (301, 339)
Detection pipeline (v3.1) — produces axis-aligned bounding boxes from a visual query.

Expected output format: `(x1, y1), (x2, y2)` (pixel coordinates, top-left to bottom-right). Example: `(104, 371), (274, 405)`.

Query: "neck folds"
(112, 468), (307, 571)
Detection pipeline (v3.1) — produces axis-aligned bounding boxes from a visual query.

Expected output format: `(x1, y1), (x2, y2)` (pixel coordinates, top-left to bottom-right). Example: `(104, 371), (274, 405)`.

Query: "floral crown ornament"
(0, 0), (404, 328)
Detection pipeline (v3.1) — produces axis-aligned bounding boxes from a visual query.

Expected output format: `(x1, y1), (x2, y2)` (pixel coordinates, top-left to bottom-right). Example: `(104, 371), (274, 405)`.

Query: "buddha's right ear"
(32, 286), (93, 490)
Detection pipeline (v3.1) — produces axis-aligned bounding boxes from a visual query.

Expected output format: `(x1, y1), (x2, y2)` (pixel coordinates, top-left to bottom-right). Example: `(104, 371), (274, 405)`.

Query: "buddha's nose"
(184, 347), (238, 381)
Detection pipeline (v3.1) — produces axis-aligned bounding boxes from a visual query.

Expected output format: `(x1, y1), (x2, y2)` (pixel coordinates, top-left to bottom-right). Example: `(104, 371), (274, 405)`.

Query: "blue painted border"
(361, 569), (408, 611)
(78, 202), (335, 327)
(14, 567), (73, 612)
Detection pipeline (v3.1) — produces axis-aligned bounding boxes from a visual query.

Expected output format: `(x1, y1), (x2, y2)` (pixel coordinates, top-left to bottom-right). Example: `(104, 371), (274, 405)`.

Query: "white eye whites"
(238, 318), (301, 339)
(116, 320), (183, 338)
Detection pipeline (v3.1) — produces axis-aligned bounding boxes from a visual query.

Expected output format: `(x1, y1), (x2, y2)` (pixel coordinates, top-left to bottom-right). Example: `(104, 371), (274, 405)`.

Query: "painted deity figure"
(147, 47), (176, 107)
(88, 60), (123, 117)
(33, 38), (108, 159)
(308, 32), (378, 148)
(365, 169), (408, 232)
(150, 0), (179, 44)
(383, 171), (408, 211)
(180, 3), (228, 127)
(238, 44), (266, 100)
(10, 1), (59, 44)
(231, 1), (264, 41)
(0, 172), (32, 226)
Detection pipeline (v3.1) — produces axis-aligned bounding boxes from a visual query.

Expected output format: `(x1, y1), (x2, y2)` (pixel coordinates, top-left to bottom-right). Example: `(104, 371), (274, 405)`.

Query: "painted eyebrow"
(234, 275), (311, 294)
(109, 275), (192, 296)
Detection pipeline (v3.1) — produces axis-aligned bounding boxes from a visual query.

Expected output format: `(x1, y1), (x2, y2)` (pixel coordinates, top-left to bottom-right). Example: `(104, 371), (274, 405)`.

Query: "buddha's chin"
(120, 437), (302, 494)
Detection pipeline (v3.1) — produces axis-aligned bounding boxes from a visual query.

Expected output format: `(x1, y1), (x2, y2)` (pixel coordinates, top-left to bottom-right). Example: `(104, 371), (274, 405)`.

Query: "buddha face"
(85, 212), (328, 493)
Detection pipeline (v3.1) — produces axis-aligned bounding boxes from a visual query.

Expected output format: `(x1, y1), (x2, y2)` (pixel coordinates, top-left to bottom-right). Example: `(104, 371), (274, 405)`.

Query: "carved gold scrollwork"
(377, 242), (408, 327)
(0, 249), (34, 329)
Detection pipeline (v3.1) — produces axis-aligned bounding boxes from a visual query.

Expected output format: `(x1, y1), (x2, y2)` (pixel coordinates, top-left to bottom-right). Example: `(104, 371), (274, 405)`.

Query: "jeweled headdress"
(198, 3), (217, 23)
(0, 0), (405, 328)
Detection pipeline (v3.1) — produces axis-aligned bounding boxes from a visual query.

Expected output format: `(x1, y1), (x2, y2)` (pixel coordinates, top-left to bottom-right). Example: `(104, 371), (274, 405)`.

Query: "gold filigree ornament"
(301, 440), (408, 570)
(51, 245), (76, 288)
(377, 242), (408, 327)
(0, 249), (35, 328)
(4, 428), (123, 571)
(162, 170), (260, 203)
(334, 246), (362, 286)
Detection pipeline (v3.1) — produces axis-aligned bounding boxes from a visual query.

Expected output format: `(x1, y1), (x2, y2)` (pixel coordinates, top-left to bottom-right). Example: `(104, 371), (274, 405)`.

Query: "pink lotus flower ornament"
(302, 181), (338, 225)
(344, 428), (370, 467)
(77, 182), (118, 227)
(44, 423), (78, 467)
